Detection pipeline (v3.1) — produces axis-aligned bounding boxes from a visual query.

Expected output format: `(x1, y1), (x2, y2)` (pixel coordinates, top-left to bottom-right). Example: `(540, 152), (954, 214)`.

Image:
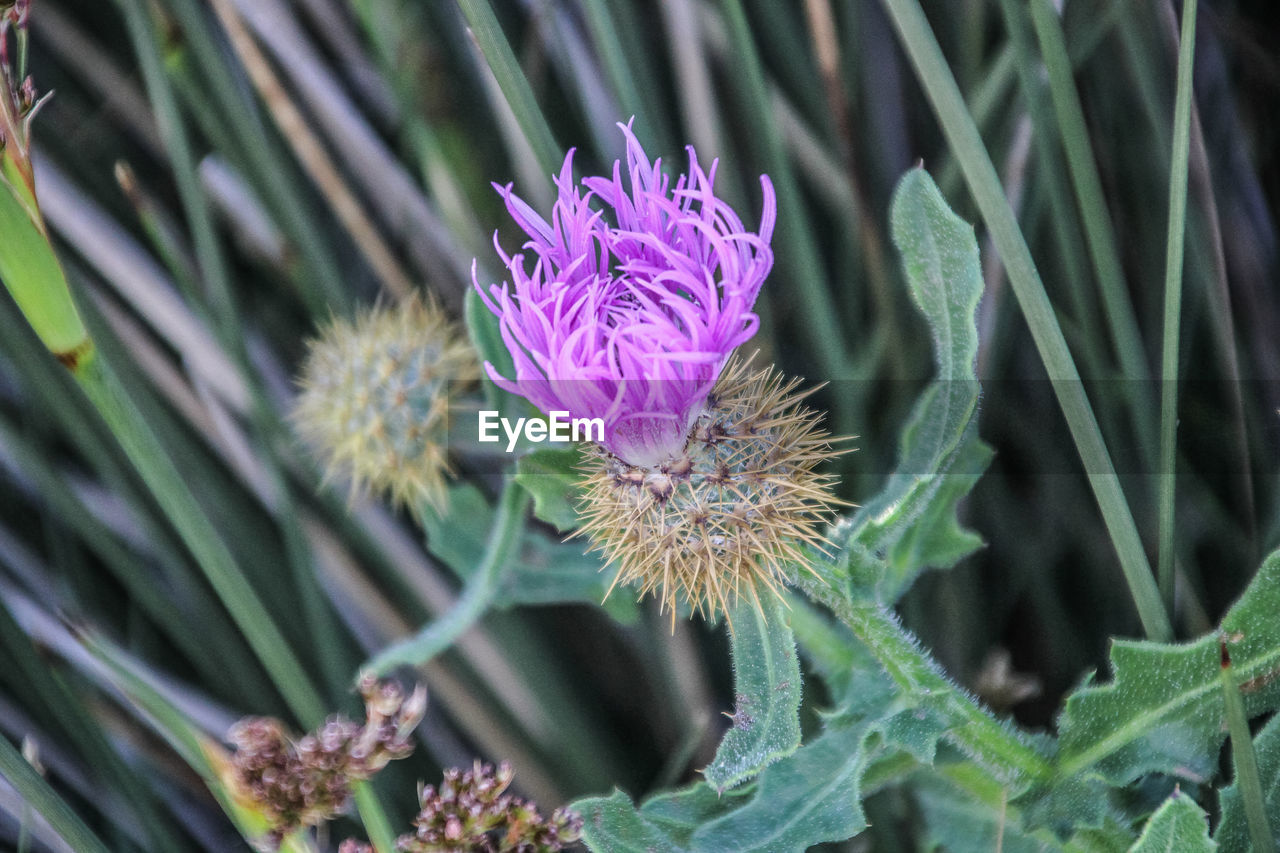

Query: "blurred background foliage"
(1, 0), (1278, 848)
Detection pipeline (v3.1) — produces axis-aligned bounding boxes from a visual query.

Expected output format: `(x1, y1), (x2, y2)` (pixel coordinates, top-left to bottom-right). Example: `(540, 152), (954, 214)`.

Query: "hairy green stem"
(1157, 0), (1198, 616)
(879, 0), (1173, 642)
(361, 479), (530, 677)
(798, 578), (1051, 784)
(1221, 656), (1274, 852)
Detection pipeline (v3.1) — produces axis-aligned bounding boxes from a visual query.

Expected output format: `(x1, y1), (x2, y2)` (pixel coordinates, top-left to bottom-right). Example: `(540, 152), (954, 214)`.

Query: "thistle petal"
(476, 122), (776, 466)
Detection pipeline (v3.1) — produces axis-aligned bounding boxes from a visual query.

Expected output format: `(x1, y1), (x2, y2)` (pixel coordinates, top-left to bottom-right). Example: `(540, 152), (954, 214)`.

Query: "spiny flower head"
(578, 358), (842, 620)
(475, 120), (776, 467)
(293, 294), (476, 513)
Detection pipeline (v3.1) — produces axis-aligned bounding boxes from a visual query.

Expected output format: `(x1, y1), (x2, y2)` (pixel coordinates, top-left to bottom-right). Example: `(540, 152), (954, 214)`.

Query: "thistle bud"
(578, 359), (842, 620)
(293, 295), (476, 513)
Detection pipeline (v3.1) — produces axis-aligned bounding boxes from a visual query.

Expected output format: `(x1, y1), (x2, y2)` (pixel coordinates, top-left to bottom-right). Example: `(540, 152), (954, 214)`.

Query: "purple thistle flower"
(475, 121), (776, 467)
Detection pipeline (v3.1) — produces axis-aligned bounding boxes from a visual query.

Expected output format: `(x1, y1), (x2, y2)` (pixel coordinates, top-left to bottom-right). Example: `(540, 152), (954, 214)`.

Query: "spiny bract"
(293, 295), (476, 513)
(577, 358), (843, 620)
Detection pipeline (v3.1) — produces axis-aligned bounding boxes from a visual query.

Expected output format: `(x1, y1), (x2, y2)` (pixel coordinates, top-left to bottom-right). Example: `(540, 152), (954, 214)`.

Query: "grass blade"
(1156, 0), (1199, 613)
(878, 0), (1172, 642)
(0, 732), (111, 853)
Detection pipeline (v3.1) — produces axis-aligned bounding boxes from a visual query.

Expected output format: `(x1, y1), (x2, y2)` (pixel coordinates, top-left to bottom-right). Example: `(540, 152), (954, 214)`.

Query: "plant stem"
(361, 479), (530, 677)
(879, 0), (1173, 642)
(798, 578), (1051, 784)
(1221, 652), (1275, 852)
(1157, 0), (1199, 616)
(352, 782), (398, 853)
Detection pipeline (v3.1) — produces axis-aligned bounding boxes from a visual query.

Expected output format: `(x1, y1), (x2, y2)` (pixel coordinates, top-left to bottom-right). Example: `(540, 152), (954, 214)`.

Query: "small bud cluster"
(228, 676), (426, 850)
(1, 0), (43, 164)
(578, 358), (843, 620)
(293, 294), (476, 513)
(339, 761), (582, 853)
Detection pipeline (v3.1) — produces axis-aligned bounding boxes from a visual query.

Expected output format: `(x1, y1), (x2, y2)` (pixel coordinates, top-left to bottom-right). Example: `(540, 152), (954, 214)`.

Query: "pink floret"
(475, 120), (776, 467)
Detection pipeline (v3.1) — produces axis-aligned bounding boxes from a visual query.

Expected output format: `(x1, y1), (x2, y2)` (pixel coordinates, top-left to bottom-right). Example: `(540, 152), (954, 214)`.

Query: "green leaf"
(892, 169), (984, 383)
(1022, 558), (1280, 833)
(913, 766), (1066, 853)
(1051, 551), (1280, 788)
(424, 483), (635, 621)
(575, 786), (745, 853)
(466, 286), (515, 411)
(693, 720), (868, 851)
(576, 716), (876, 853)
(836, 169), (990, 604)
(702, 598), (803, 791)
(0, 163), (90, 355)
(515, 445), (583, 532)
(1216, 712), (1280, 852)
(914, 762), (1139, 853)
(0, 730), (112, 853)
(1127, 792), (1215, 853)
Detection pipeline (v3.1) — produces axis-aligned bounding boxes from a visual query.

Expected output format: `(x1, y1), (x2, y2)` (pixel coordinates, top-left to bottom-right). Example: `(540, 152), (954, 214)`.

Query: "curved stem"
(361, 479), (530, 678)
(798, 577), (1051, 784)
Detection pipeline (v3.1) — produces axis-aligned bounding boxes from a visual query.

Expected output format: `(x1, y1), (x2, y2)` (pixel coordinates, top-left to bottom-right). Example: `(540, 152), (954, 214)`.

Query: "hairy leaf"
(703, 597), (803, 790)
(424, 483), (635, 621)
(1053, 551), (1280, 787)
(514, 445), (582, 532)
(576, 716), (878, 852)
(693, 719), (869, 850)
(913, 767), (1063, 853)
(1127, 792), (1214, 853)
(837, 169), (990, 604)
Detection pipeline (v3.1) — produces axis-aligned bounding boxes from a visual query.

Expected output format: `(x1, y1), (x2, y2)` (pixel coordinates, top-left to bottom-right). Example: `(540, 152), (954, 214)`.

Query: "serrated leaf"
(703, 597), (803, 790)
(1127, 792), (1215, 853)
(834, 169), (989, 604)
(424, 483), (635, 621)
(1215, 712), (1280, 852)
(575, 788), (700, 852)
(576, 716), (877, 853)
(1052, 551), (1280, 788)
(514, 445), (582, 531)
(692, 719), (869, 851)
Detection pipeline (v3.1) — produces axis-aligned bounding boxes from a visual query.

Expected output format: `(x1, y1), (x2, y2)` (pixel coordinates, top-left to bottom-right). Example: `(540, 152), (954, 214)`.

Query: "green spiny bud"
(293, 295), (476, 513)
(578, 358), (845, 621)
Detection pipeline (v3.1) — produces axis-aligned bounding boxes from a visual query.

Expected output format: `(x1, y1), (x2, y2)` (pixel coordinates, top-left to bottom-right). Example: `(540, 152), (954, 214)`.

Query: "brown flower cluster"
(228, 675), (426, 849)
(339, 761), (582, 853)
